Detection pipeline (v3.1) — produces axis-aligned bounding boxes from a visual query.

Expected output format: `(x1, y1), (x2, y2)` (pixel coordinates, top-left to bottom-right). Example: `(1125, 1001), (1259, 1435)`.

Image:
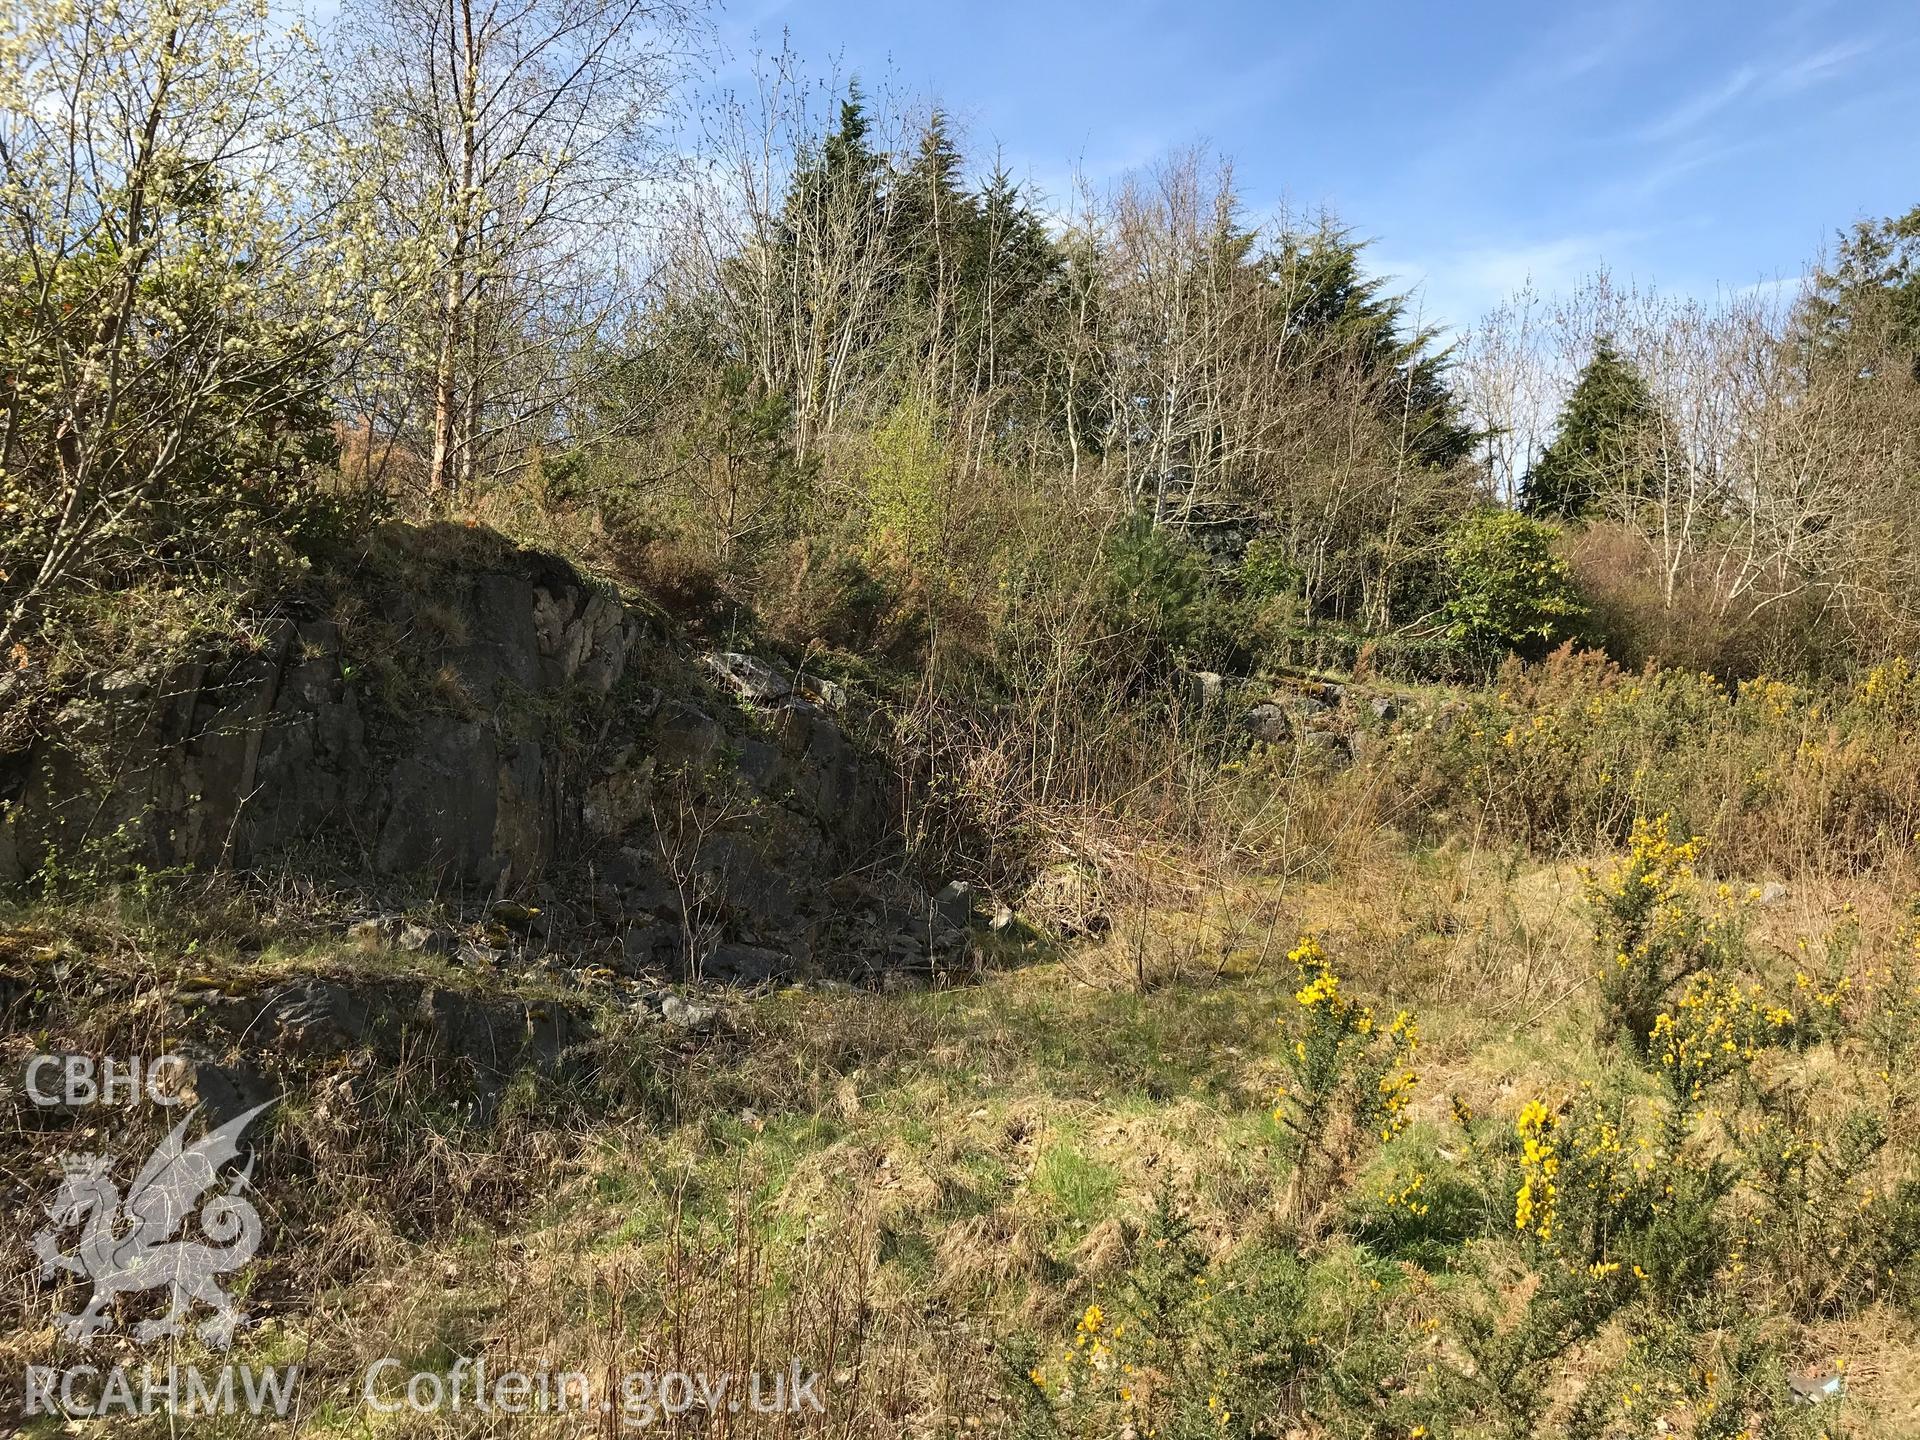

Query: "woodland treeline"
(3, 0), (1918, 690)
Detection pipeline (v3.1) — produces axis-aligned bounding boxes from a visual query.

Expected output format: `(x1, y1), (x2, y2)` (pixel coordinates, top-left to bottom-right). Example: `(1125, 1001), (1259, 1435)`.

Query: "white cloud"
(1603, 137), (1751, 205)
(1374, 229), (1649, 335)
(1638, 66), (1759, 142)
(1635, 37), (1870, 143)
(1772, 38), (1873, 92)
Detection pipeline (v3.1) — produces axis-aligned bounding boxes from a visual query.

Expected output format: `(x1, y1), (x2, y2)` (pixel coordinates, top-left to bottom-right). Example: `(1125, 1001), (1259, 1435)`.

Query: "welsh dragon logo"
(32, 1102), (272, 1350)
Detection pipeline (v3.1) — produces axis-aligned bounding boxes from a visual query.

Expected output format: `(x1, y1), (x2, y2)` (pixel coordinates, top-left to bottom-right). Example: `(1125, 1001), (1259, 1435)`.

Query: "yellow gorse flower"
(1650, 971), (1789, 1106)
(1514, 1099), (1560, 1241)
(1377, 1169), (1431, 1216)
(1275, 935), (1422, 1212)
(1295, 968), (1341, 1008)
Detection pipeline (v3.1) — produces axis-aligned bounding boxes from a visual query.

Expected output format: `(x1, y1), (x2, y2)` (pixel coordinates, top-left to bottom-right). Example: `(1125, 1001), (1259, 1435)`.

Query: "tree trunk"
(427, 0), (480, 495)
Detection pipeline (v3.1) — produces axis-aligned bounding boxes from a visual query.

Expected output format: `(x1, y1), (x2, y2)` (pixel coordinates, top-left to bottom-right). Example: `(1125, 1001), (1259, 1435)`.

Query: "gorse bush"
(1650, 969), (1793, 1112)
(1272, 935), (1419, 1225)
(1400, 646), (1920, 872)
(1022, 1192), (1268, 1440)
(1405, 877), (1920, 1435)
(1584, 815), (1734, 1052)
(1859, 913), (1920, 1116)
(1442, 1087), (1694, 1438)
(1732, 1082), (1920, 1321)
(1022, 1186), (1423, 1440)
(1503, 1084), (1729, 1302)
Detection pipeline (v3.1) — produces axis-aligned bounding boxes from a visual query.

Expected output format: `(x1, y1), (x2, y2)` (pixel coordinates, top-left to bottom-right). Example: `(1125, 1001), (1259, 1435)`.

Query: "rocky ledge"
(0, 526), (994, 991)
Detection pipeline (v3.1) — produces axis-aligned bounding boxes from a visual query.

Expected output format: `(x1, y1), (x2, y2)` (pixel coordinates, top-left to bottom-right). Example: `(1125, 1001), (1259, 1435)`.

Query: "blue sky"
(717, 0), (1918, 332)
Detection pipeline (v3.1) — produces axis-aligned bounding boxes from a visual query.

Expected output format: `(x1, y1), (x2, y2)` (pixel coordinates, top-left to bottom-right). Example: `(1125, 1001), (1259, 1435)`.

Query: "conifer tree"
(971, 162), (1062, 395)
(1265, 227), (1476, 469)
(894, 109), (979, 397)
(785, 81), (886, 234)
(1519, 338), (1664, 520)
(1801, 203), (1920, 381)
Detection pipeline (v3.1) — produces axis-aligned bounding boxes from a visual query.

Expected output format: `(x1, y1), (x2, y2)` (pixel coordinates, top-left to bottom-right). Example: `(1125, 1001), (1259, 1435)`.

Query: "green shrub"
(1562, 1305), (1823, 1440)
(863, 395), (948, 563)
(1441, 509), (1588, 659)
(1736, 1086), (1920, 1319)
(1392, 647), (1920, 873)
(1440, 1079), (1728, 1437)
(1234, 534), (1300, 608)
(1268, 621), (1485, 682)
(1020, 1187), (1418, 1440)
(763, 537), (924, 664)
(1273, 935), (1418, 1225)
(1096, 519), (1248, 672)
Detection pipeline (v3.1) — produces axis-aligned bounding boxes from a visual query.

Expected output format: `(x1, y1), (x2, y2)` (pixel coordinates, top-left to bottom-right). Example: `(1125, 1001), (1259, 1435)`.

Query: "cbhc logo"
(24, 1054), (189, 1108)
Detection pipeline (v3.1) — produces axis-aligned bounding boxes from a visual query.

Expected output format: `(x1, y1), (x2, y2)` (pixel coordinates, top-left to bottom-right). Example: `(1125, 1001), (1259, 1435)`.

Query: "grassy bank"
(6, 802), (1918, 1436)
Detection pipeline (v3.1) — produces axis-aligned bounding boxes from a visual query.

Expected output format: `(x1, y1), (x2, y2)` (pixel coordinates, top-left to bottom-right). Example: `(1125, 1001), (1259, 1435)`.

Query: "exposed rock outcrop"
(1208, 668), (1418, 772)
(0, 526), (948, 987)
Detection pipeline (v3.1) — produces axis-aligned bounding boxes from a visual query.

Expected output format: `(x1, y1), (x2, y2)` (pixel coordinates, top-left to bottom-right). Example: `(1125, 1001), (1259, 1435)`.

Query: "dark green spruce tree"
(892, 109), (980, 397)
(773, 79), (889, 258)
(971, 161), (1063, 392)
(1264, 226), (1478, 470)
(1520, 338), (1665, 520)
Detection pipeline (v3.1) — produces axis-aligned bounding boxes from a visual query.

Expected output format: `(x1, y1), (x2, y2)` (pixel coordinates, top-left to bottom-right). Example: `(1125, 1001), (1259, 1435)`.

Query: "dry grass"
(7, 678), (1920, 1434)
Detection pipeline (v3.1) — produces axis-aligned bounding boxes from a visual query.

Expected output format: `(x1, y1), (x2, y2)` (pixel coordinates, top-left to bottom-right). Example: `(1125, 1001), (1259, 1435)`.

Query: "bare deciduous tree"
(329, 0), (697, 496)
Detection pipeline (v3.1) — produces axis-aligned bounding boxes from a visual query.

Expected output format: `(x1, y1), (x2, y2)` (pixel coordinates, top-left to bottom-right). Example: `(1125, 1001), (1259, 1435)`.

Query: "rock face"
(700, 651), (791, 705)
(1232, 673), (1418, 773)
(1244, 703), (1293, 744)
(0, 556), (646, 891)
(0, 528), (904, 983)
